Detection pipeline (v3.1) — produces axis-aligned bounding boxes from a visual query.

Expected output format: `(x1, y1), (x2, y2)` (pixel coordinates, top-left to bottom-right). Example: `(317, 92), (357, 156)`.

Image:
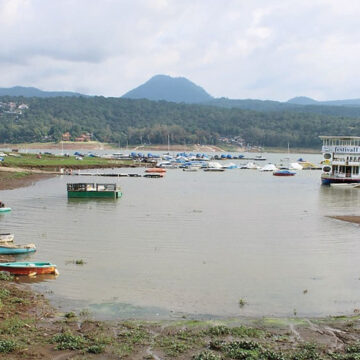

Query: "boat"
(320, 136), (360, 185)
(0, 207), (11, 213)
(143, 173), (164, 178)
(273, 169), (296, 176)
(0, 243), (36, 255)
(67, 183), (122, 198)
(0, 233), (14, 242)
(260, 164), (278, 172)
(0, 262), (58, 276)
(203, 168), (225, 172)
(145, 168), (167, 173)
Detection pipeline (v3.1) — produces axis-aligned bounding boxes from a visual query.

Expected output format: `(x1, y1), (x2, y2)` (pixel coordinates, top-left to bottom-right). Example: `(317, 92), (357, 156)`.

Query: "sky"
(1, 0), (360, 101)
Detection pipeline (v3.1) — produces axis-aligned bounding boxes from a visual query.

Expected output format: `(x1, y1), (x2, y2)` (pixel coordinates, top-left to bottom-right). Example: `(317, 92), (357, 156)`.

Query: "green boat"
(0, 207), (11, 213)
(67, 183), (122, 199)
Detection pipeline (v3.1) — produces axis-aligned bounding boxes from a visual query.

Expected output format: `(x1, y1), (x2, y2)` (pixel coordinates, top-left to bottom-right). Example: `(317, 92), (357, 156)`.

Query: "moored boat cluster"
(0, 204), (58, 277)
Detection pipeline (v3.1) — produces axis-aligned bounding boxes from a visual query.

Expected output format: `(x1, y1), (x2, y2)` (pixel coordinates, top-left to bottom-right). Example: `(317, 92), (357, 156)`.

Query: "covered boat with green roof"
(67, 183), (122, 199)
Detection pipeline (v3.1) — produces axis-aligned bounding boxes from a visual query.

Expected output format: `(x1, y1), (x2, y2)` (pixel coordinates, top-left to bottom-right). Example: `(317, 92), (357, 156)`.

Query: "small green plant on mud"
(51, 331), (87, 350)
(0, 339), (17, 353)
(64, 311), (77, 319)
(193, 350), (222, 360)
(0, 272), (13, 281)
(238, 298), (247, 308)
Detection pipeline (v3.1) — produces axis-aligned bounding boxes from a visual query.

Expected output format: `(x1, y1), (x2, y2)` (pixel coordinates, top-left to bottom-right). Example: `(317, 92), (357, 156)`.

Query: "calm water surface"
(1, 152), (360, 319)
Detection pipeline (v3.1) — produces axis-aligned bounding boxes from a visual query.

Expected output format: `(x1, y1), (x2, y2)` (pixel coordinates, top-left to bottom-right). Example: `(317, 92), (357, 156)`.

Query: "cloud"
(0, 0), (360, 100)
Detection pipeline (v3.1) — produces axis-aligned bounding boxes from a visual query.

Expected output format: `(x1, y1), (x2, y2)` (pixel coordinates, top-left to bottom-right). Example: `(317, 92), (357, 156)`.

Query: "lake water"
(1, 152), (360, 319)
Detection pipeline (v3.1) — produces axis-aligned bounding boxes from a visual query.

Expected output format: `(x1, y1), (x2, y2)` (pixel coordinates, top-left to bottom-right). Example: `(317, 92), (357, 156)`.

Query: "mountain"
(0, 86), (86, 97)
(287, 96), (319, 105)
(287, 96), (360, 107)
(122, 74), (213, 103)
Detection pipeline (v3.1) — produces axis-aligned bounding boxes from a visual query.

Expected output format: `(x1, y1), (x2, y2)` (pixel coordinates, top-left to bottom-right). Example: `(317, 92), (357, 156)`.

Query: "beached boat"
(273, 169), (296, 176)
(0, 233), (14, 242)
(0, 243), (36, 255)
(320, 136), (360, 185)
(67, 183), (122, 198)
(0, 262), (58, 276)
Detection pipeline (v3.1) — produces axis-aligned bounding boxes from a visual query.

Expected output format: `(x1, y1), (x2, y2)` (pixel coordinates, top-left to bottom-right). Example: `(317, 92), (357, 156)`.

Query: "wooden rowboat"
(0, 243), (36, 255)
(0, 233), (14, 243)
(0, 262), (58, 276)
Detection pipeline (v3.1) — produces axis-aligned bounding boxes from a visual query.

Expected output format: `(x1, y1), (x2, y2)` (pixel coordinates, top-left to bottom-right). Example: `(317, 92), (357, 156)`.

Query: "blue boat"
(0, 243), (36, 255)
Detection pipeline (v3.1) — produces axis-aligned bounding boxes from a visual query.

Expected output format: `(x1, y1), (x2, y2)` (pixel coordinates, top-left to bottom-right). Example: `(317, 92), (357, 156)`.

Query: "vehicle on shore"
(320, 136), (360, 185)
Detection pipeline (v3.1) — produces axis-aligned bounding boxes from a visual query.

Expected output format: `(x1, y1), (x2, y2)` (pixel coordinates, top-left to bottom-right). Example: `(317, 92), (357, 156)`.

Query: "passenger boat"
(67, 183), (122, 198)
(320, 136), (360, 185)
(273, 169), (296, 176)
(0, 233), (14, 242)
(0, 243), (36, 255)
(0, 262), (58, 276)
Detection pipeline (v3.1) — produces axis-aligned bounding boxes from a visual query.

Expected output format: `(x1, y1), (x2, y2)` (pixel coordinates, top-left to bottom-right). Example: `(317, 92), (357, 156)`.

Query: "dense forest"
(0, 96), (359, 148)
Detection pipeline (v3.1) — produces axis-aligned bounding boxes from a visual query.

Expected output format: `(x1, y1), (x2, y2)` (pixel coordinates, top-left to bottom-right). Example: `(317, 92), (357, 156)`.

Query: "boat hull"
(321, 175), (360, 185)
(0, 247), (36, 255)
(0, 208), (11, 213)
(0, 262), (57, 275)
(67, 191), (122, 198)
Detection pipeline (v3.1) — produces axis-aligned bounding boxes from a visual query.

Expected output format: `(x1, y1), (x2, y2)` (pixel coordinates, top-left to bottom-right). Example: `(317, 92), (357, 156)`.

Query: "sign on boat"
(67, 183), (122, 198)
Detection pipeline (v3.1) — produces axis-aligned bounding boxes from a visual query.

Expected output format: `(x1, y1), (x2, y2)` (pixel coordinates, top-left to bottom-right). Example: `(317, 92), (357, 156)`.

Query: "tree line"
(0, 96), (359, 148)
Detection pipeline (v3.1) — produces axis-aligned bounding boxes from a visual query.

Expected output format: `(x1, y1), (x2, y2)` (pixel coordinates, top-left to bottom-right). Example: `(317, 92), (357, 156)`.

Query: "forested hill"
(1, 95), (360, 148)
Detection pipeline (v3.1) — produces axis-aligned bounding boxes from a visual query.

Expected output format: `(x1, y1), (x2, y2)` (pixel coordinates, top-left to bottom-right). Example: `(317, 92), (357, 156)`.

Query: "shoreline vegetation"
(2, 150), (360, 359)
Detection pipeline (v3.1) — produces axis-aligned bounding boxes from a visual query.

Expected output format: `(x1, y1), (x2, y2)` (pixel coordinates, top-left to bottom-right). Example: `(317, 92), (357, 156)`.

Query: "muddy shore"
(1, 174), (360, 359)
(329, 216), (360, 225)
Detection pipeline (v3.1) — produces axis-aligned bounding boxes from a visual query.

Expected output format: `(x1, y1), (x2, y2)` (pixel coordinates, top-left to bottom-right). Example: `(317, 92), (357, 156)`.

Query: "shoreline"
(1, 172), (360, 358)
(0, 141), (320, 154)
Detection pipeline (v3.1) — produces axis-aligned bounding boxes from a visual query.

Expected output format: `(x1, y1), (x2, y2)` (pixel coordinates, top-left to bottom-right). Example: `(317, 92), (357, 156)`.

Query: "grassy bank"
(2, 273), (360, 359)
(1, 153), (136, 171)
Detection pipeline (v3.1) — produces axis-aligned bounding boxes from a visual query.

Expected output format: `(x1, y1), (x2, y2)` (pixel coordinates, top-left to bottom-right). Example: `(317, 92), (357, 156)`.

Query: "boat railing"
(67, 183), (120, 192)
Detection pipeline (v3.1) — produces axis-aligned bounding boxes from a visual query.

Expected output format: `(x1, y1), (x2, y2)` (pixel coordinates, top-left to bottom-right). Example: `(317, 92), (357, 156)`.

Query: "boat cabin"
(320, 136), (360, 185)
(67, 183), (122, 198)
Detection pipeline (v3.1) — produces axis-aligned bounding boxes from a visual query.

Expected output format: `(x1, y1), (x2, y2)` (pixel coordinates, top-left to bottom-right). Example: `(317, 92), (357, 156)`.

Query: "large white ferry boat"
(320, 136), (360, 185)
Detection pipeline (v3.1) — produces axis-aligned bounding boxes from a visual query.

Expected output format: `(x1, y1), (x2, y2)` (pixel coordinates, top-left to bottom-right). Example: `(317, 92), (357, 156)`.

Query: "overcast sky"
(1, 0), (359, 101)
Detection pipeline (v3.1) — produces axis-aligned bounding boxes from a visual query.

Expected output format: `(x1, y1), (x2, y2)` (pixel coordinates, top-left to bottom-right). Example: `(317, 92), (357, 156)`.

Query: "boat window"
(353, 167), (359, 175)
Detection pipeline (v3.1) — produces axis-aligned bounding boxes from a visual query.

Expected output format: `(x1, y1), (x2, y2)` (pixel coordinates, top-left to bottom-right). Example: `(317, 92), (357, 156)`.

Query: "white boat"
(289, 162), (303, 170)
(240, 162), (260, 170)
(0, 233), (14, 242)
(260, 163), (278, 172)
(320, 136), (360, 185)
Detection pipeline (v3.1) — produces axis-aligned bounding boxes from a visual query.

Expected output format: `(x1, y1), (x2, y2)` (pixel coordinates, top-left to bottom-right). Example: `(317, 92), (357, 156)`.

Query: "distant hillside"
(0, 86), (86, 98)
(288, 96), (360, 107)
(287, 96), (318, 105)
(122, 74), (213, 103)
